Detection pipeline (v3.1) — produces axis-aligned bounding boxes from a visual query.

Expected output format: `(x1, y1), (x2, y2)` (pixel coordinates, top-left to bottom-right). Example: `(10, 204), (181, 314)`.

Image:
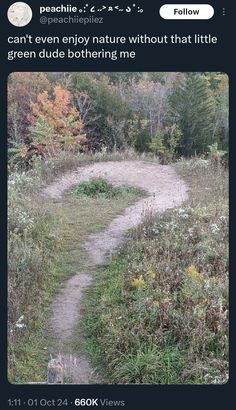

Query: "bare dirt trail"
(43, 161), (188, 384)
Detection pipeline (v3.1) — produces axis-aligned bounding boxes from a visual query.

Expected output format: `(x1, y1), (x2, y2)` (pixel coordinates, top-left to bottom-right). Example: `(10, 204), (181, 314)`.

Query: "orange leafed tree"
(30, 85), (87, 154)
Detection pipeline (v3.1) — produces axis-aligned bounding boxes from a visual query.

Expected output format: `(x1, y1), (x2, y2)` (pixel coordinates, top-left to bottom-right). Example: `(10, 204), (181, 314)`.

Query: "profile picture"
(7, 2), (32, 27)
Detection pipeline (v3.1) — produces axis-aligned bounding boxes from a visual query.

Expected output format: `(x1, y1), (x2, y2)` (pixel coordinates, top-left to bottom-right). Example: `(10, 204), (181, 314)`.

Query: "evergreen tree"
(169, 73), (215, 155)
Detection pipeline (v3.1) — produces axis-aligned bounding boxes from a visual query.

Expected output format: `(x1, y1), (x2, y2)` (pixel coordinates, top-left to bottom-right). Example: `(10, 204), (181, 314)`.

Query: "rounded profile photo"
(7, 2), (32, 27)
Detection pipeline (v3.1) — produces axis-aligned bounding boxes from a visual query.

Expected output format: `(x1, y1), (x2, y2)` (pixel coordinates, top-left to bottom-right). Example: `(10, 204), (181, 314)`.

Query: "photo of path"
(8, 72), (228, 384)
(43, 161), (187, 383)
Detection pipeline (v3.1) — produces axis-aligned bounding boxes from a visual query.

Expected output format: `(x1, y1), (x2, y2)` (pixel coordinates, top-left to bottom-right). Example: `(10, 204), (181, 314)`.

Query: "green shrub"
(74, 178), (144, 199)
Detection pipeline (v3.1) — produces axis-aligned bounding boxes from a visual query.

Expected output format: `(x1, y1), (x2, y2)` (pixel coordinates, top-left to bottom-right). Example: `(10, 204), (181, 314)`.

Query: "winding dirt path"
(43, 161), (188, 384)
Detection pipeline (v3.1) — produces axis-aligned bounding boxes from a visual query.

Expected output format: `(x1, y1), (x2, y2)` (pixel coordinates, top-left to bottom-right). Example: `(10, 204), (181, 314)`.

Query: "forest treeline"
(8, 72), (228, 167)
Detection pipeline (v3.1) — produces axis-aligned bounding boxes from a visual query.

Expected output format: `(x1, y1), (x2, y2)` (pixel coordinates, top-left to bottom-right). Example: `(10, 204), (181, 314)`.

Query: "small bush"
(75, 178), (113, 198)
(74, 178), (143, 199)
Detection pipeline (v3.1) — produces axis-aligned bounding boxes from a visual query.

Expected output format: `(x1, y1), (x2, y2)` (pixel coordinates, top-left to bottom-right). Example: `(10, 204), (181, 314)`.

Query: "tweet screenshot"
(1, 0), (233, 409)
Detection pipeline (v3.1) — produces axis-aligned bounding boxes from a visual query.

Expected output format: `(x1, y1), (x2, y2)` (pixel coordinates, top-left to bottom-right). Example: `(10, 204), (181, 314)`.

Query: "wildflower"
(146, 271), (156, 279)
(186, 265), (204, 282)
(177, 207), (191, 219)
(131, 275), (147, 290)
(17, 210), (34, 229)
(15, 315), (26, 329)
(210, 223), (220, 233)
(10, 232), (21, 241)
(188, 228), (194, 237)
(193, 303), (205, 318)
(204, 279), (211, 289)
(169, 222), (177, 230)
(151, 227), (159, 234)
(210, 276), (219, 285)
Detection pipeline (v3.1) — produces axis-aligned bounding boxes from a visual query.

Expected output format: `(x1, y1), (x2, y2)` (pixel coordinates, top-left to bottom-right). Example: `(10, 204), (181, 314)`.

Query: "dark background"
(0, 0), (234, 408)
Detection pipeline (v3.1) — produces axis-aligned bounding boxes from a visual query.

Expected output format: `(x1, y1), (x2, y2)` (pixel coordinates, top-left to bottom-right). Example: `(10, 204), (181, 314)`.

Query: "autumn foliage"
(30, 85), (87, 155)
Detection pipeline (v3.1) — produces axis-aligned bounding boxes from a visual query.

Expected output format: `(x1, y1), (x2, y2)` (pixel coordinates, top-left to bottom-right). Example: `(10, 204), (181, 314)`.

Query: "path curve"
(43, 161), (188, 384)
